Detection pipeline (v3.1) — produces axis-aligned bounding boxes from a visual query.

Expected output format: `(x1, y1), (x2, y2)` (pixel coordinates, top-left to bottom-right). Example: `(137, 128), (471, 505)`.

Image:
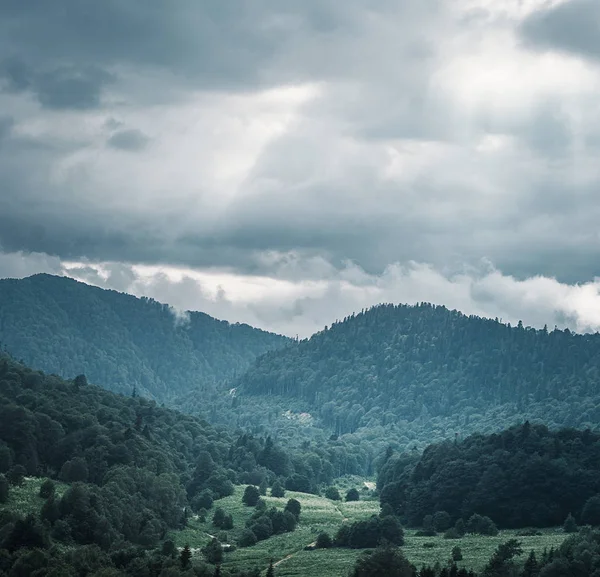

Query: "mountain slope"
(237, 303), (600, 440)
(0, 274), (289, 400)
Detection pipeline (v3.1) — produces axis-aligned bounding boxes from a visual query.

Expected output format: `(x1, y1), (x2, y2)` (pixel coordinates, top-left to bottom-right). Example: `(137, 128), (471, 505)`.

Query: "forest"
(378, 423), (600, 529)
(3, 276), (600, 575)
(0, 274), (288, 400)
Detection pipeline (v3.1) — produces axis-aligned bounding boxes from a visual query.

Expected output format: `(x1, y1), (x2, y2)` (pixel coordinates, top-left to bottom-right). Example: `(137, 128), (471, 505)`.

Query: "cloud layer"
(2, 0), (600, 335)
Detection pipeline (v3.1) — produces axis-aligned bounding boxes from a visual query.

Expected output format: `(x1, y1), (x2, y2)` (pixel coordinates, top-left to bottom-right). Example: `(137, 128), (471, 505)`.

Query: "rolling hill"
(0, 274), (289, 400)
(232, 303), (600, 445)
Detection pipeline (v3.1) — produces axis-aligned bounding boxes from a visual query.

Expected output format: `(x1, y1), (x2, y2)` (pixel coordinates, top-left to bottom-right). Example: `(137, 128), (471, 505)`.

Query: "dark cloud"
(1, 57), (114, 109)
(520, 0), (600, 61)
(107, 129), (150, 151)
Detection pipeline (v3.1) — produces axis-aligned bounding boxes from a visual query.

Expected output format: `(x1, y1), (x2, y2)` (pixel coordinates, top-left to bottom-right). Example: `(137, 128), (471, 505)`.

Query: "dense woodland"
(233, 303), (600, 447)
(0, 274), (288, 400)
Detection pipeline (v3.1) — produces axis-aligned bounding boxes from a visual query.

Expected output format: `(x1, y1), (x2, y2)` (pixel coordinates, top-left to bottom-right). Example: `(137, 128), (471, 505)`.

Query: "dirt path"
(272, 541), (317, 568)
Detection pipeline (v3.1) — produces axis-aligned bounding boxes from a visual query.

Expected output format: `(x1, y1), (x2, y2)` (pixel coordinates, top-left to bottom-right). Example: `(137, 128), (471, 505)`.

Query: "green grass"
(1, 477), (68, 517)
(170, 486), (569, 576)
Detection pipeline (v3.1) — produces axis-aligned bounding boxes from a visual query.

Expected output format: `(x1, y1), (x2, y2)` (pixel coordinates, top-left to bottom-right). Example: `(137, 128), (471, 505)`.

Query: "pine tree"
(266, 560), (275, 577)
(180, 544), (192, 569)
(522, 551), (539, 577)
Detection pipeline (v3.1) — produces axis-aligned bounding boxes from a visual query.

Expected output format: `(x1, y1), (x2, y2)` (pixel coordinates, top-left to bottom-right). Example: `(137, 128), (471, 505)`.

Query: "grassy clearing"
(2, 477), (68, 517)
(170, 485), (568, 577)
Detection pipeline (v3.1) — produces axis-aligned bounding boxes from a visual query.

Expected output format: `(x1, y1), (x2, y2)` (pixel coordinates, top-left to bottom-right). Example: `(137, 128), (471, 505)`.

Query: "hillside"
(234, 303), (600, 446)
(0, 274), (289, 400)
(378, 422), (600, 529)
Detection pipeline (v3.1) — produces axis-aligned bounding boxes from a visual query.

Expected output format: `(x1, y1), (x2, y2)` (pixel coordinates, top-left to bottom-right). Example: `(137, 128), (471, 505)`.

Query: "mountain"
(0, 274), (289, 401)
(234, 303), (600, 448)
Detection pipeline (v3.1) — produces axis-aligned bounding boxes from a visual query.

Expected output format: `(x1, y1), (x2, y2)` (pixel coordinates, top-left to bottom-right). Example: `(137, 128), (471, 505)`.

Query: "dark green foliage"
(1, 513), (49, 552)
(454, 519), (466, 536)
(0, 274), (288, 400)
(39, 479), (56, 499)
(0, 474), (8, 503)
(452, 546), (463, 561)
(266, 560), (275, 577)
(481, 539), (522, 577)
(433, 511), (452, 532)
(180, 544), (192, 568)
(7, 465), (26, 486)
(444, 528), (461, 540)
(259, 479), (268, 496)
(350, 545), (413, 577)
(522, 551), (539, 577)
(315, 532), (333, 549)
(161, 540), (177, 558)
(285, 474), (310, 493)
(202, 538), (223, 565)
(335, 515), (404, 549)
(270, 480), (285, 498)
(284, 498), (301, 520)
(192, 489), (214, 512)
(237, 303), (600, 456)
(582, 495), (600, 526)
(346, 488), (360, 502)
(325, 486), (341, 500)
(238, 529), (257, 548)
(380, 424), (600, 528)
(243, 485), (260, 507)
(563, 513), (578, 533)
(466, 515), (499, 536)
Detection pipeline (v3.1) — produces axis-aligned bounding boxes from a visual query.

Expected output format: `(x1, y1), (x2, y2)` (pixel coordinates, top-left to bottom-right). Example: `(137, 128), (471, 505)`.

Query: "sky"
(2, 0), (600, 337)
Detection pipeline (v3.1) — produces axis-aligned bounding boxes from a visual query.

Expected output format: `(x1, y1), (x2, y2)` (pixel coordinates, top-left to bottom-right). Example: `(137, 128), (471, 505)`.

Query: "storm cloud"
(2, 0), (600, 334)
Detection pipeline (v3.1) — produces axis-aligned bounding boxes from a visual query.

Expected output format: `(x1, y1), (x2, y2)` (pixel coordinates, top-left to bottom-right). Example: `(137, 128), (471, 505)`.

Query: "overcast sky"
(2, 0), (600, 337)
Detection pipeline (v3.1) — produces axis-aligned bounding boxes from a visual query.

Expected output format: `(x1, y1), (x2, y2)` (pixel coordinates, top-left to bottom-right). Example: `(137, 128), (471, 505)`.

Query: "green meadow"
(169, 485), (568, 576)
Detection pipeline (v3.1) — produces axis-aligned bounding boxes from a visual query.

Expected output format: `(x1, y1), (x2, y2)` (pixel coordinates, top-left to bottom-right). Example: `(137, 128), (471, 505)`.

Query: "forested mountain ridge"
(237, 303), (600, 441)
(0, 274), (289, 400)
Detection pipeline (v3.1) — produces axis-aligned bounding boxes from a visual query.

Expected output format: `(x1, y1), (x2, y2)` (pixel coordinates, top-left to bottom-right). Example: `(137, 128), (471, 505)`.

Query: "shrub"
(452, 546), (463, 561)
(271, 480), (285, 498)
(454, 519), (466, 536)
(39, 479), (55, 499)
(325, 487), (341, 501)
(346, 488), (360, 502)
(238, 528), (258, 548)
(466, 514), (498, 536)
(192, 489), (213, 512)
(316, 532), (333, 549)
(284, 498), (301, 520)
(242, 485), (260, 507)
(433, 511), (451, 532)
(443, 528), (461, 540)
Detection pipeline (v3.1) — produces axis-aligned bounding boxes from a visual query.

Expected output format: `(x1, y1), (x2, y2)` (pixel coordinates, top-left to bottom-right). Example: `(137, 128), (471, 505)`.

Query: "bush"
(415, 530), (436, 537)
(334, 515), (404, 549)
(443, 528), (461, 540)
(243, 485), (260, 507)
(271, 480), (285, 498)
(466, 514), (498, 536)
(285, 474), (311, 493)
(454, 519), (466, 536)
(202, 538), (223, 565)
(432, 511), (451, 532)
(315, 532), (333, 549)
(284, 498), (301, 520)
(191, 489), (213, 512)
(452, 546), (463, 561)
(346, 488), (360, 502)
(325, 487), (341, 501)
(39, 479), (55, 499)
(237, 529), (257, 548)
